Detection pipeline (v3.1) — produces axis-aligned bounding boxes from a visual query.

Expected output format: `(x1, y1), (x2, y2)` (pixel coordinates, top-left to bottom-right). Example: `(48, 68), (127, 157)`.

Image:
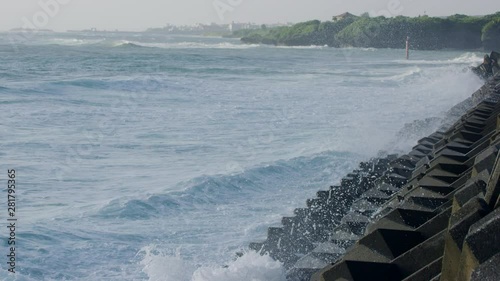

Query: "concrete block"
(313, 242), (346, 255)
(429, 273), (441, 281)
(437, 148), (469, 162)
(330, 227), (361, 249)
(350, 199), (380, 217)
(463, 124), (484, 134)
(366, 208), (436, 234)
(401, 257), (442, 281)
(485, 167), (500, 209)
(470, 252), (500, 281)
(429, 132), (445, 141)
(409, 149), (427, 159)
(359, 161), (372, 172)
(430, 156), (468, 168)
(361, 189), (392, 204)
(392, 231), (445, 278)
(458, 207), (500, 280)
(387, 208), (437, 229)
(446, 141), (473, 154)
(267, 227), (284, 242)
(409, 196), (449, 210)
(343, 244), (392, 263)
(386, 172), (410, 187)
(440, 198), (490, 281)
(293, 254), (331, 270)
(249, 242), (264, 252)
(378, 183), (400, 195)
(472, 144), (499, 176)
(415, 207), (452, 238)
(417, 175), (455, 195)
(341, 213), (370, 236)
(294, 208), (309, 218)
(452, 179), (487, 213)
(399, 154), (420, 166)
(317, 190), (330, 200)
(426, 168), (461, 182)
(435, 162), (470, 176)
(413, 144), (432, 155)
(287, 268), (317, 281)
(418, 137), (440, 145)
(449, 198), (490, 248)
(391, 157), (417, 169)
(345, 229), (426, 262)
(313, 260), (400, 281)
(390, 163), (414, 178)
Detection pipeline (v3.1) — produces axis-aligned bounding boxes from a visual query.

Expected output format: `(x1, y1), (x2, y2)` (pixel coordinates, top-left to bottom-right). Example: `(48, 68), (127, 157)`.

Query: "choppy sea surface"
(0, 32), (485, 280)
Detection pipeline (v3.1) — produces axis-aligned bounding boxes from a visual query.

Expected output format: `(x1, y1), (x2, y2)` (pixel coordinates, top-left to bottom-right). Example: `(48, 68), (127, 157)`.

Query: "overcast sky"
(1, 0), (499, 31)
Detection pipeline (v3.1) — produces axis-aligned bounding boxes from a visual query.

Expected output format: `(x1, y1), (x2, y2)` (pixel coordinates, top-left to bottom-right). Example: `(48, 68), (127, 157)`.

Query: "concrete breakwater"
(249, 72), (500, 281)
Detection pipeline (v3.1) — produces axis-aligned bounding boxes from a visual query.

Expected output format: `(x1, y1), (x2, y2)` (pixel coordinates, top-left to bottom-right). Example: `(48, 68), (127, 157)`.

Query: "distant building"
(332, 12), (357, 22)
(229, 22), (258, 32)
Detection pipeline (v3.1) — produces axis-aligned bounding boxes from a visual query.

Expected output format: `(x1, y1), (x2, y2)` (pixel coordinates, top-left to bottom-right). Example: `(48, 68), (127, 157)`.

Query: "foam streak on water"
(0, 32), (484, 280)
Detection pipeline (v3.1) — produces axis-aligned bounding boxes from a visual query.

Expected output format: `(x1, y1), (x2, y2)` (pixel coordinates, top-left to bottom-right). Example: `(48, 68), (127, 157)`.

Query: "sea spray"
(139, 246), (286, 281)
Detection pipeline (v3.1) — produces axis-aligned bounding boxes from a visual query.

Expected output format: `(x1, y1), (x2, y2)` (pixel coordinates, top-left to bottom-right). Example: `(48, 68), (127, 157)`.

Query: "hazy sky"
(1, 0), (500, 31)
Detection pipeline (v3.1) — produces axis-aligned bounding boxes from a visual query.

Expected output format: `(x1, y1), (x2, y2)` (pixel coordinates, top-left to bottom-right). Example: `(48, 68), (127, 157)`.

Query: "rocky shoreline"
(249, 72), (500, 281)
(235, 12), (500, 50)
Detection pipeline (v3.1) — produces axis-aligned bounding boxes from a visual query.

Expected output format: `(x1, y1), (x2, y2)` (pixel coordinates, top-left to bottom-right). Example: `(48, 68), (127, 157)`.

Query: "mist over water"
(0, 32), (484, 280)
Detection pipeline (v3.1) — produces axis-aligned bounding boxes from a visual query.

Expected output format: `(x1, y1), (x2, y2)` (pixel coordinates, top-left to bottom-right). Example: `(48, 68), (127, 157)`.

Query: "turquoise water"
(0, 32), (484, 280)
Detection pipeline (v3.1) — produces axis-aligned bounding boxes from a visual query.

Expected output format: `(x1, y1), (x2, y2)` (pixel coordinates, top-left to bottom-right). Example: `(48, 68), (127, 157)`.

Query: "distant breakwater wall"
(249, 73), (500, 281)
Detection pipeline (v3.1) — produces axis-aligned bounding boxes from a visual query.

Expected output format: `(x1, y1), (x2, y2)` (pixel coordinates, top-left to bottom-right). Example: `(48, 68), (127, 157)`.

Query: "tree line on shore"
(231, 12), (500, 50)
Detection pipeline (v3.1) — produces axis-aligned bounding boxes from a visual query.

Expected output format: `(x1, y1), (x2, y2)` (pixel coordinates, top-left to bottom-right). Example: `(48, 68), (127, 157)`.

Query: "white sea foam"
(339, 46), (377, 51)
(140, 246), (197, 281)
(275, 45), (327, 49)
(89, 40), (260, 49)
(394, 52), (483, 66)
(192, 251), (286, 281)
(32, 37), (105, 46)
(383, 66), (423, 82)
(383, 62), (483, 153)
(140, 246), (286, 281)
(127, 41), (260, 49)
(449, 52), (484, 64)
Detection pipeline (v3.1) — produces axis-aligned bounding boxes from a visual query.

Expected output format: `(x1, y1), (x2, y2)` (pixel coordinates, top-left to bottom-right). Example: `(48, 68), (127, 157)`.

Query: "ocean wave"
(371, 53), (482, 84)
(383, 66), (423, 82)
(115, 42), (144, 48)
(340, 46), (377, 51)
(48, 76), (175, 92)
(19, 37), (259, 50)
(65, 39), (260, 49)
(51, 78), (111, 89)
(124, 41), (260, 50)
(35, 37), (105, 46)
(394, 52), (483, 66)
(275, 45), (328, 49)
(449, 52), (483, 63)
(95, 151), (358, 220)
(139, 245), (286, 281)
(382, 63), (483, 152)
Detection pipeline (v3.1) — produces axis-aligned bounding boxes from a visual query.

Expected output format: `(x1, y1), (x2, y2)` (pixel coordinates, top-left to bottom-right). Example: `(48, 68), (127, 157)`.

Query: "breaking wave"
(139, 246), (286, 281)
(95, 151), (359, 219)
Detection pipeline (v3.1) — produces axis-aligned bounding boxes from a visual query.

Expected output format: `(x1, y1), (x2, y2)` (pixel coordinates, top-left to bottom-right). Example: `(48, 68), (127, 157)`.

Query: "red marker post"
(406, 36), (410, 60)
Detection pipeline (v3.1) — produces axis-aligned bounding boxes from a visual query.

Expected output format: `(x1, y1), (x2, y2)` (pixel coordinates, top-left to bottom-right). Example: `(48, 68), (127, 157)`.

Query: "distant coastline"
(9, 28), (54, 33)
(6, 12), (499, 51)
(233, 12), (500, 50)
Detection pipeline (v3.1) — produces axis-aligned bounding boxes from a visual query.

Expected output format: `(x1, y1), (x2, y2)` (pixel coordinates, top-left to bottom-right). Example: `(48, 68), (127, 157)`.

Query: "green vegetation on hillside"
(235, 12), (500, 50)
(482, 18), (500, 50)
